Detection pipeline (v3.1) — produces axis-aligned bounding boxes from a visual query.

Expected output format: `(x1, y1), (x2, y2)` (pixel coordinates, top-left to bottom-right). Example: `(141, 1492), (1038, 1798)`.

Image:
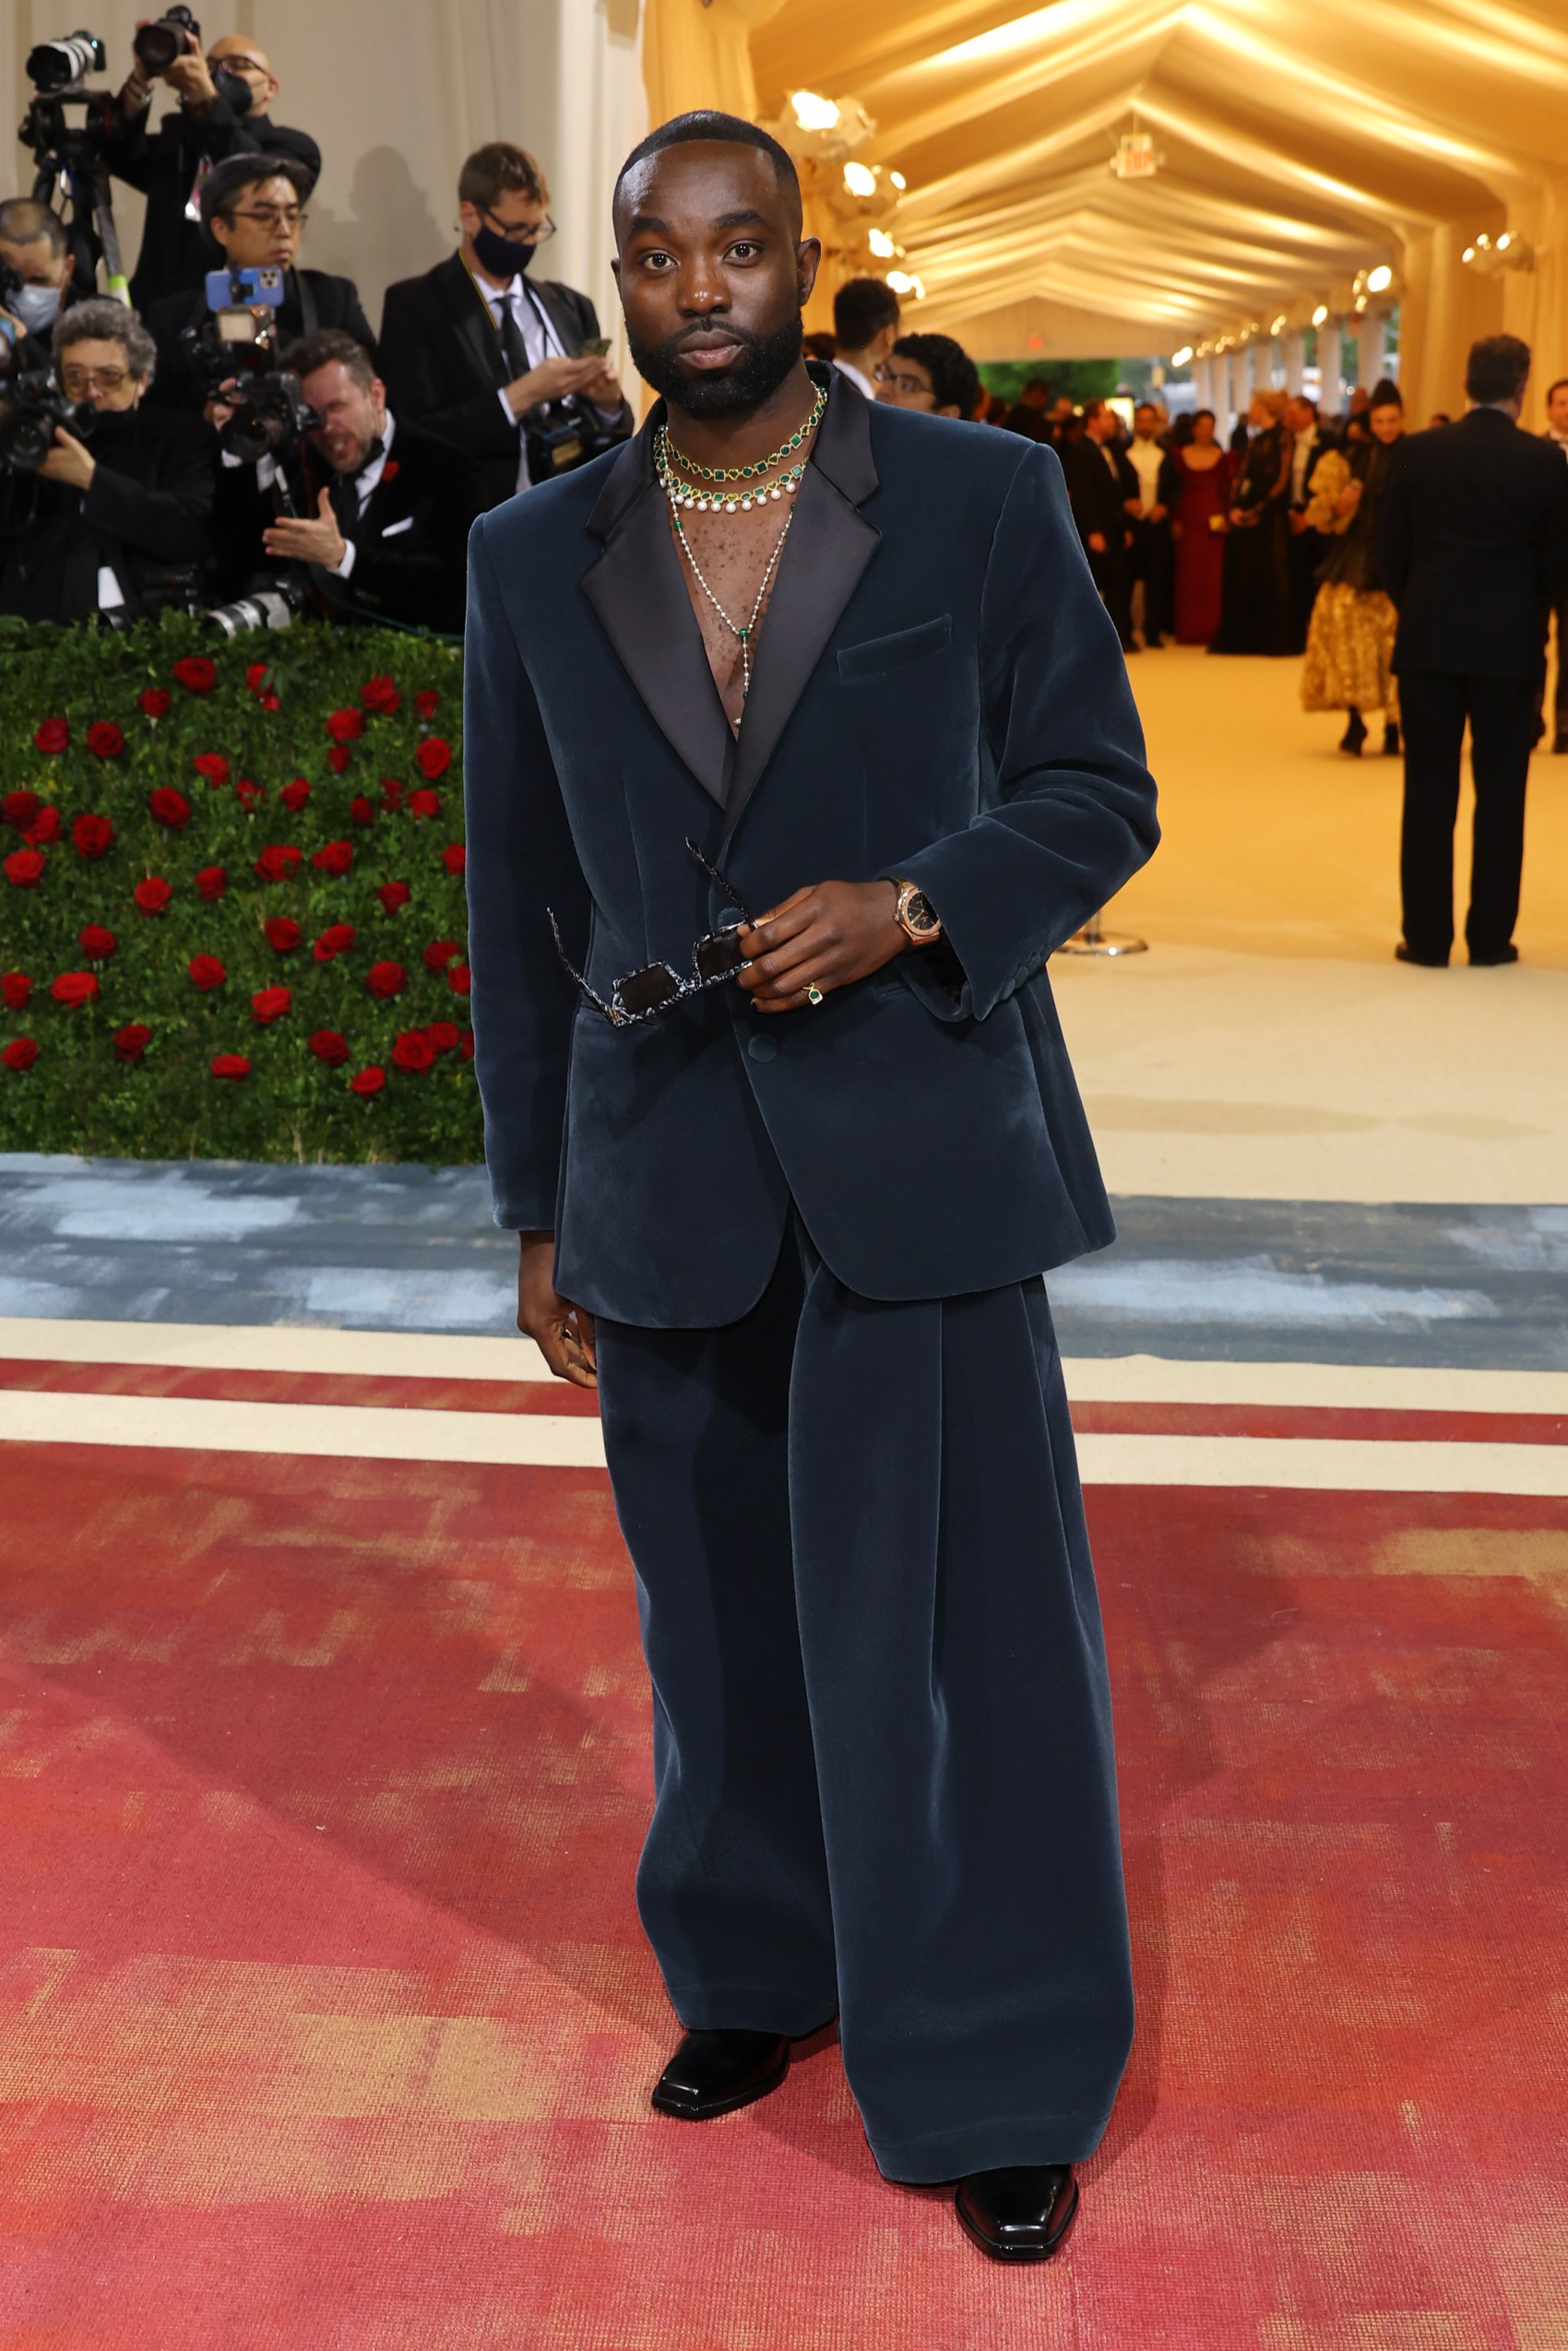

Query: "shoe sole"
(954, 2179), (1081, 2264)
(649, 2048), (790, 2121)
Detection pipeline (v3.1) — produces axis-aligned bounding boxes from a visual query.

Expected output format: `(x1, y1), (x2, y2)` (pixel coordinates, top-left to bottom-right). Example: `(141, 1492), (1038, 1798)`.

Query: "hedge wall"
(0, 614), (482, 1165)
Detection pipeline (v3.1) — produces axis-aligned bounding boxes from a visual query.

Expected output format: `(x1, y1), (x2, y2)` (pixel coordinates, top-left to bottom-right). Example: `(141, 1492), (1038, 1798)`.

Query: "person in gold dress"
(1301, 380), (1406, 754)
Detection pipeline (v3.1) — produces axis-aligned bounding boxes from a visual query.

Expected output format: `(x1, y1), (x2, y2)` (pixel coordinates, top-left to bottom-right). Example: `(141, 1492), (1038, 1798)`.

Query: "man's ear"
(796, 236), (822, 307)
(209, 217), (230, 255)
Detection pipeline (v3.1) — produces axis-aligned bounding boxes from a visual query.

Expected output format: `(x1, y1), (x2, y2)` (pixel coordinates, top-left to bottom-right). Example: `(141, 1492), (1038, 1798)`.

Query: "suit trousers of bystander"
(1398, 670), (1537, 961)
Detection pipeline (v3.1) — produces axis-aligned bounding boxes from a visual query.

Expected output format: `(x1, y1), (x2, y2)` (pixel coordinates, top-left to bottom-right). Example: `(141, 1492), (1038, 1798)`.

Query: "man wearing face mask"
(0, 299), (216, 623)
(0, 201), (79, 374)
(380, 142), (632, 515)
(106, 24), (321, 314)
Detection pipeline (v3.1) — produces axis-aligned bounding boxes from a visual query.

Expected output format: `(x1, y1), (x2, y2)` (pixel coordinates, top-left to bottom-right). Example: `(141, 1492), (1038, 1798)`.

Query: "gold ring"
(805, 985), (825, 1006)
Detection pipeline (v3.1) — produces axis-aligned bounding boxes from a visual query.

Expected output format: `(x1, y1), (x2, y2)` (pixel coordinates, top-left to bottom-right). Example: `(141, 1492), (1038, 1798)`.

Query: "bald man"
(106, 24), (321, 311)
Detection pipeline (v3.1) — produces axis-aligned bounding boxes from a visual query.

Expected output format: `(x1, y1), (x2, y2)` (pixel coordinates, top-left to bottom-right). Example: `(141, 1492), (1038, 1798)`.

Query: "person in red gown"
(1170, 409), (1234, 645)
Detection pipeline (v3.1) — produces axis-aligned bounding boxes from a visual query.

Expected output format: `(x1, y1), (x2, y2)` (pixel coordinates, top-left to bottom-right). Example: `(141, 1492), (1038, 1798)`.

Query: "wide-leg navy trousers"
(594, 1221), (1134, 2182)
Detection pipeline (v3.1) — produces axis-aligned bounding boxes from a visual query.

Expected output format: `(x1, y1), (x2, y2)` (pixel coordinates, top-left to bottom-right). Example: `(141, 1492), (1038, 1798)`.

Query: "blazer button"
(747, 1034), (778, 1063)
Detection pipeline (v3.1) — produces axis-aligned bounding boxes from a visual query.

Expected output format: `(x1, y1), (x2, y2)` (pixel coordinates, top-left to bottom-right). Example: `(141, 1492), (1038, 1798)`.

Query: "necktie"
(328, 468), (360, 537)
(497, 288), (529, 382)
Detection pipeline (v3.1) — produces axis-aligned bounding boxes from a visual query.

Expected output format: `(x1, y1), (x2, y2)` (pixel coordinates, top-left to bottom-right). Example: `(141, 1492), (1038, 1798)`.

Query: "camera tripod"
(20, 89), (131, 303)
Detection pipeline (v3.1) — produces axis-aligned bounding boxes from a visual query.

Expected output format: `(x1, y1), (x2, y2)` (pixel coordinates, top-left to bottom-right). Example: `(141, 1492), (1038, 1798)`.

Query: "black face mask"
(212, 65), (254, 114)
(628, 311), (803, 421)
(470, 221), (537, 280)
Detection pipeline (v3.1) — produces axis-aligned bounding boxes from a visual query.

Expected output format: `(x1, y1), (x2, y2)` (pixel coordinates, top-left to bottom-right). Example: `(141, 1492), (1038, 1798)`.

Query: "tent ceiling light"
(1111, 131), (1160, 180)
(790, 90), (840, 132)
(1366, 264), (1395, 293)
(1270, 314), (1288, 335)
(868, 226), (897, 257)
(1171, 346), (1194, 367)
(885, 269), (925, 298)
(1313, 304), (1330, 326)
(842, 160), (876, 197)
(888, 172), (906, 191)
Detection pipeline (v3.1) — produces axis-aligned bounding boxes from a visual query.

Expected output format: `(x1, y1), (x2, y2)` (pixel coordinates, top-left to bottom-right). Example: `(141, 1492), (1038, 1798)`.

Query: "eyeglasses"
(61, 364), (130, 393)
(551, 840), (752, 1027)
(208, 53), (267, 76)
(227, 207), (305, 230)
(885, 373), (932, 398)
(480, 203), (556, 246)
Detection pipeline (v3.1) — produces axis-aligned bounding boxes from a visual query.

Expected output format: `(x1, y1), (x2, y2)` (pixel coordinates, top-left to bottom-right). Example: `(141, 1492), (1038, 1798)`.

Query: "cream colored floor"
(1051, 648), (1568, 1203)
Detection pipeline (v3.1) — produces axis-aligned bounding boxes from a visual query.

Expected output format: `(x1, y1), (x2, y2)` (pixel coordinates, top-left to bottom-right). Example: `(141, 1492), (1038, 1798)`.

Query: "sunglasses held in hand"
(551, 839), (753, 1027)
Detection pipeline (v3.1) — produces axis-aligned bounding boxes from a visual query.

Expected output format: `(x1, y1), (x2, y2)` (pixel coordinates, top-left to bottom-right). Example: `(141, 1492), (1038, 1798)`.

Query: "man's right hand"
(504, 354), (612, 420)
(1087, 530), (1107, 553)
(517, 1230), (597, 1388)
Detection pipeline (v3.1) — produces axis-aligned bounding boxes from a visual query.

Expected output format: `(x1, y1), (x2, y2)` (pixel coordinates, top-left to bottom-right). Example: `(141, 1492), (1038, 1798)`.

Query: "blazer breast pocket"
(379, 516), (415, 538)
(837, 613), (954, 683)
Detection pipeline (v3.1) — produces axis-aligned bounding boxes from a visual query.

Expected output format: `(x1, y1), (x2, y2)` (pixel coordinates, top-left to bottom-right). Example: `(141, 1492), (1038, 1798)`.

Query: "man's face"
(612, 141), (819, 417)
(1022, 384), (1048, 410)
(1134, 405), (1158, 440)
(303, 361), (384, 474)
(0, 234), (70, 292)
(207, 34), (279, 112)
(885, 353), (950, 415)
(1548, 384), (1568, 433)
(211, 173), (302, 272)
(1051, 397), (1074, 422)
(1086, 406), (1116, 444)
(1284, 398), (1312, 435)
(57, 335), (142, 412)
(459, 184), (551, 275)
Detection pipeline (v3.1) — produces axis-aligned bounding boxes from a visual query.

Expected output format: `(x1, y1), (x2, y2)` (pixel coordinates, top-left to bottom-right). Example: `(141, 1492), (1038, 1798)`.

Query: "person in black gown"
(1211, 388), (1293, 655)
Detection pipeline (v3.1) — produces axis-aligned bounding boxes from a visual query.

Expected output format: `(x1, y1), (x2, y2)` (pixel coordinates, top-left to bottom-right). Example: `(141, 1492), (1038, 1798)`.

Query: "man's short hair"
(281, 328), (375, 390)
(458, 140), (549, 215)
(1022, 375), (1050, 398)
(53, 296), (157, 381)
(834, 277), (900, 351)
(1547, 377), (1568, 405)
(201, 152), (313, 236)
(615, 111), (800, 227)
(1288, 393), (1319, 418)
(1083, 397), (1111, 422)
(1466, 334), (1531, 405)
(0, 198), (67, 258)
(894, 332), (980, 419)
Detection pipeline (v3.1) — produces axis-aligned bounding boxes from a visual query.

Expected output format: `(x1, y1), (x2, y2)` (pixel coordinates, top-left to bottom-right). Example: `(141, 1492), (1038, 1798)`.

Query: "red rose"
(407, 787), (442, 819)
(349, 794), (375, 825)
(349, 1065), (386, 1097)
(24, 804), (60, 845)
(415, 737), (452, 779)
(2, 1037), (39, 1073)
(366, 959), (406, 999)
(5, 849), (46, 887)
(313, 922), (356, 962)
(325, 706), (364, 744)
(375, 881), (410, 913)
(172, 655), (217, 693)
(79, 925), (117, 960)
(307, 1028), (350, 1065)
(72, 813), (114, 861)
(391, 1028), (436, 1073)
(188, 955), (226, 991)
(423, 939), (459, 970)
(51, 971), (99, 1008)
(138, 686), (172, 718)
(254, 844), (302, 882)
(211, 1053), (251, 1080)
(86, 721), (125, 759)
(327, 746), (351, 774)
(414, 688), (439, 721)
(195, 864), (227, 901)
(148, 787), (191, 829)
(193, 754), (230, 787)
(235, 780), (264, 809)
(244, 661), (275, 697)
(439, 843), (466, 876)
(311, 839), (353, 877)
(264, 918), (302, 953)
(3, 790), (41, 830)
(380, 778), (405, 809)
(258, 690), (280, 711)
(458, 1034), (474, 1062)
(426, 1020), (460, 1053)
(135, 876), (172, 916)
(113, 1022), (150, 1062)
(251, 985), (291, 1025)
(2, 972), (30, 1011)
(446, 962), (472, 996)
(33, 717), (69, 754)
(279, 778), (311, 813)
(361, 675), (400, 714)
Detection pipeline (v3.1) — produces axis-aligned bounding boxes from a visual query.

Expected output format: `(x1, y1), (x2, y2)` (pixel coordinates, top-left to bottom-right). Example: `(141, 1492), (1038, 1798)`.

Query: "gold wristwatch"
(893, 879), (943, 945)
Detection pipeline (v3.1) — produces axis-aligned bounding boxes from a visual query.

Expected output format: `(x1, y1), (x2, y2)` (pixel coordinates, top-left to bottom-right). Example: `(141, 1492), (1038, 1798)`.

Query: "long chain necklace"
(664, 493), (798, 706)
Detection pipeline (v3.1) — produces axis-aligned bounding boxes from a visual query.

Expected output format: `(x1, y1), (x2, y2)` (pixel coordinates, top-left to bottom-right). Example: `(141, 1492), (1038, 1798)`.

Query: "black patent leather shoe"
(955, 2165), (1079, 2263)
(650, 2028), (791, 2120)
(1395, 941), (1449, 968)
(1469, 943), (1520, 966)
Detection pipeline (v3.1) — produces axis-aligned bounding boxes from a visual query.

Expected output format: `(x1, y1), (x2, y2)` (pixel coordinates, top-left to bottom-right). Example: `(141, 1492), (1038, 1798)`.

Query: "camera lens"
(133, 22), (184, 72)
(26, 33), (106, 92)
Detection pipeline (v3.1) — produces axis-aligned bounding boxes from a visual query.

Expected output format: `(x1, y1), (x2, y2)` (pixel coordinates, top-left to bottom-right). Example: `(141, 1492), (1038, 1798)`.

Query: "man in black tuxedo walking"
(1061, 398), (1138, 648)
(1378, 334), (1568, 966)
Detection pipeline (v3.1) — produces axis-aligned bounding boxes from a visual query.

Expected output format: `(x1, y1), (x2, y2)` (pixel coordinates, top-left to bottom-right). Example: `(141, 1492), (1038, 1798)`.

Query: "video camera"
(18, 30), (128, 299)
(0, 371), (95, 474)
(524, 336), (623, 481)
(180, 267), (322, 466)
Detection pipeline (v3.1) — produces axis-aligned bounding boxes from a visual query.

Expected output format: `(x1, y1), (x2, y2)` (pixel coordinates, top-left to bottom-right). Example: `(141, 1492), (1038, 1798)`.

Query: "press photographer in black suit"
(106, 25), (320, 312)
(1378, 334), (1568, 967)
(145, 154), (374, 417)
(379, 142), (632, 515)
(0, 299), (215, 623)
(255, 329), (474, 634)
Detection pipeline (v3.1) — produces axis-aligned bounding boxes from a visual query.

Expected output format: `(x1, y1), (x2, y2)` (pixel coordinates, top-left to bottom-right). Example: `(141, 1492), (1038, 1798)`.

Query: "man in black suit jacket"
(1539, 375), (1568, 752)
(466, 112), (1158, 2265)
(1378, 334), (1568, 965)
(1061, 398), (1138, 647)
(380, 141), (632, 514)
(256, 330), (475, 633)
(105, 27), (320, 312)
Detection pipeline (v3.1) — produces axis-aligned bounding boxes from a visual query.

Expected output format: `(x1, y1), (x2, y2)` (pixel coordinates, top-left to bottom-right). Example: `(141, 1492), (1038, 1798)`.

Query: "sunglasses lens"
(695, 932), (745, 981)
(617, 964), (682, 1017)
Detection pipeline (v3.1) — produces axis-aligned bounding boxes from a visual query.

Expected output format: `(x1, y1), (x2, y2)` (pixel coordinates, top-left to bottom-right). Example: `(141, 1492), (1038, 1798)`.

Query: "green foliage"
(976, 359), (1123, 409)
(0, 612), (481, 1164)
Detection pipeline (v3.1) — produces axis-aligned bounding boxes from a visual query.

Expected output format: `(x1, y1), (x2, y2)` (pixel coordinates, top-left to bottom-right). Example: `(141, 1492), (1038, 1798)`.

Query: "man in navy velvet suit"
(463, 112), (1159, 2264)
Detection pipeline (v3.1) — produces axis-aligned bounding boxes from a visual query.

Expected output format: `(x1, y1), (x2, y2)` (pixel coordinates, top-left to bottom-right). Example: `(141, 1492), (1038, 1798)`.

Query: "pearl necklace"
(656, 385), (826, 516)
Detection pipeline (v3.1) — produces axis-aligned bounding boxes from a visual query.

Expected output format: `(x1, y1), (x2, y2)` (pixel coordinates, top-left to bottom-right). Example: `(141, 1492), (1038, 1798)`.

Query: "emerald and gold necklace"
(655, 385), (826, 516)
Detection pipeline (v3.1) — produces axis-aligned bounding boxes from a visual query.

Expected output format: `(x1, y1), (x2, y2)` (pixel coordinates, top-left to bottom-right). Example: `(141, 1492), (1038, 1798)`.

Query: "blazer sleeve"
(1376, 442), (1415, 605)
(463, 517), (592, 1230)
(380, 282), (522, 459)
(881, 445), (1159, 1023)
(79, 422), (217, 564)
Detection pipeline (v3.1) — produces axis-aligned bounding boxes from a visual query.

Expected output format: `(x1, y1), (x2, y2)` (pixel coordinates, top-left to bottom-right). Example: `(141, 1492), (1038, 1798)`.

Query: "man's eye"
(727, 243), (760, 261)
(642, 251), (674, 271)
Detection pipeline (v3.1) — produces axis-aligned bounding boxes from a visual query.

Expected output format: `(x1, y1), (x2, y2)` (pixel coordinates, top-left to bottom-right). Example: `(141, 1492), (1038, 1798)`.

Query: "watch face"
(905, 890), (939, 936)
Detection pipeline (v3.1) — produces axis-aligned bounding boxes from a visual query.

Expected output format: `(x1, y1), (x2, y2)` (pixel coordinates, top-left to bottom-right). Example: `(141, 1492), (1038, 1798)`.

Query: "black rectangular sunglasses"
(550, 839), (754, 1027)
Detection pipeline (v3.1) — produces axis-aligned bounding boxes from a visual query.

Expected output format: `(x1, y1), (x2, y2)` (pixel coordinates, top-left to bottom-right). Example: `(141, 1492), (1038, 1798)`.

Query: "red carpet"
(0, 1431), (1563, 2346)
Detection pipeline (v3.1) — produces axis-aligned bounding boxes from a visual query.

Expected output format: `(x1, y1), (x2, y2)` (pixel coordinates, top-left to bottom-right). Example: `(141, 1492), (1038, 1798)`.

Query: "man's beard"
(628, 313), (803, 419)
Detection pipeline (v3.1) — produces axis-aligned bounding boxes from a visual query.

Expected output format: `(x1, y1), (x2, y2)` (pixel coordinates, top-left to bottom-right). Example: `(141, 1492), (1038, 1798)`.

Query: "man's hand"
(39, 426), (96, 493)
(1148, 502), (1168, 525)
(262, 486), (348, 570)
(517, 1230), (597, 1388)
(581, 360), (624, 411)
(1087, 529), (1107, 553)
(737, 878), (908, 1015)
(1288, 508), (1308, 534)
(163, 34), (218, 110)
(503, 353), (613, 419)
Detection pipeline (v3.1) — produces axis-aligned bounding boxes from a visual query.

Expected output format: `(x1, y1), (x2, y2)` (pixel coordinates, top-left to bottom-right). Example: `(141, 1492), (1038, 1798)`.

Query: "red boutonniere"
(381, 458), (400, 484)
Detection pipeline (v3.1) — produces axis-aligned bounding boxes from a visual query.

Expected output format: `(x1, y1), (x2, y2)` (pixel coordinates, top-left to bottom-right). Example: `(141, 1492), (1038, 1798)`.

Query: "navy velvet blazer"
(463, 368), (1158, 1327)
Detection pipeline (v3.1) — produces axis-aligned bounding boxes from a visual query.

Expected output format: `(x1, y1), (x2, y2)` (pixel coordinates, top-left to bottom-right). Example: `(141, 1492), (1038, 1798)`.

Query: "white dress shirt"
(1125, 435), (1165, 515)
(833, 356), (879, 401)
(474, 271), (564, 494)
(1291, 425), (1320, 505)
(327, 411), (397, 581)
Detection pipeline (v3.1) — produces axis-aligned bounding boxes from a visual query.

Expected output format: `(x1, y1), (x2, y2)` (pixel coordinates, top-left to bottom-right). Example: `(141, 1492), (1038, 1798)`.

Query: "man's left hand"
(582, 361), (624, 411)
(39, 426), (96, 493)
(737, 878), (908, 1014)
(262, 487), (347, 570)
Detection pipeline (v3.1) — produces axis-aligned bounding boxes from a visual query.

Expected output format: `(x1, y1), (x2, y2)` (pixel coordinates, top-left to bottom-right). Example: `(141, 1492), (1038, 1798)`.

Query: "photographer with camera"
(0, 296), (215, 623)
(0, 201), (79, 374)
(247, 328), (474, 634)
(107, 10), (320, 312)
(379, 141), (630, 514)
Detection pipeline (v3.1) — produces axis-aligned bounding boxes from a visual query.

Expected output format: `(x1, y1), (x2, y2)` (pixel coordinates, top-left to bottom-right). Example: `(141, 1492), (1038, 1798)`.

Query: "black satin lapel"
(581, 480), (732, 808)
(720, 465), (880, 842)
